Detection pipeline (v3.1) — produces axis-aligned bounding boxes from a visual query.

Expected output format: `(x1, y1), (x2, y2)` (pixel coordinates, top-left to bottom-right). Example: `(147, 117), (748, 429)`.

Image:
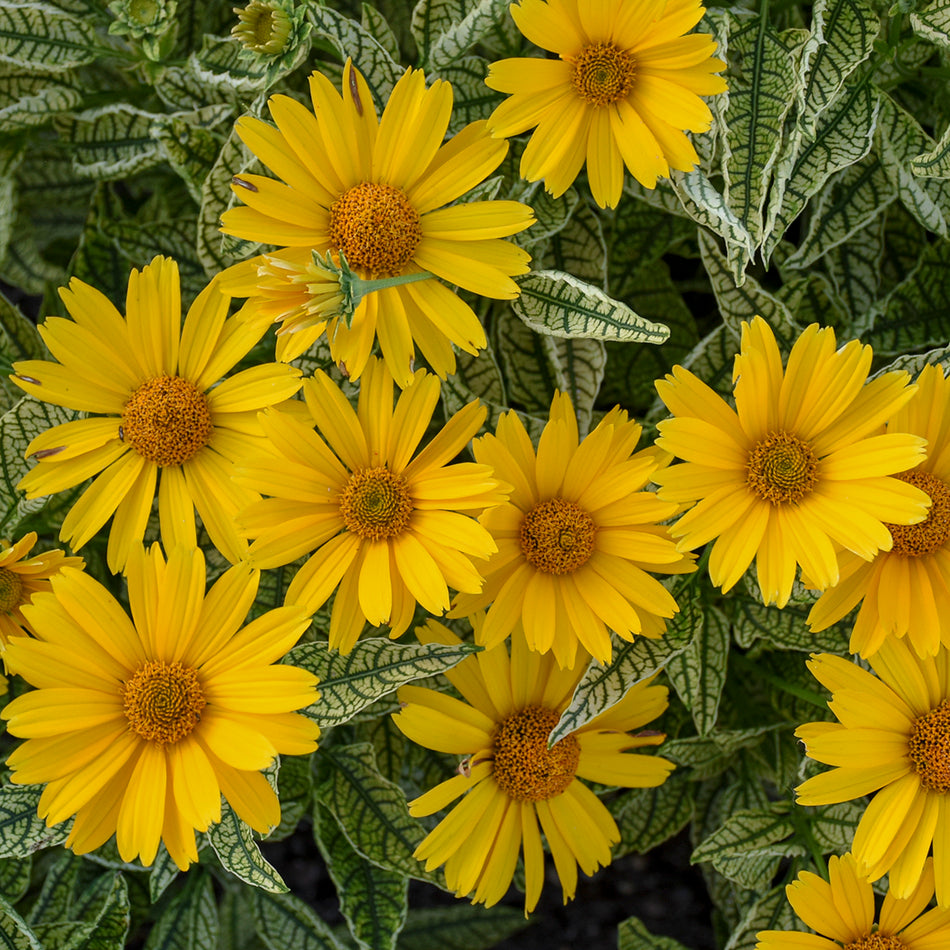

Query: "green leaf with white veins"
(0, 69), (82, 133)
(796, 0), (879, 136)
(55, 106), (165, 181)
(666, 607), (729, 737)
(290, 638), (480, 728)
(512, 270), (669, 343)
(913, 121), (950, 180)
(423, 0), (509, 72)
(207, 803), (288, 893)
(764, 81), (879, 262)
(144, 872), (218, 950)
(721, 14), (807, 260)
(911, 0), (950, 49)
(254, 891), (345, 950)
(0, 3), (100, 71)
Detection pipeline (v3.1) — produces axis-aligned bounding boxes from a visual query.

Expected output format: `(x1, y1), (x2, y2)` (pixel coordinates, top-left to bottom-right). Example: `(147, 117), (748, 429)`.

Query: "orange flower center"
(569, 42), (636, 105)
(520, 498), (596, 575)
(908, 699), (950, 793)
(0, 567), (23, 613)
(844, 934), (905, 950)
(339, 467), (413, 540)
(123, 660), (206, 745)
(492, 706), (580, 802)
(329, 182), (422, 278)
(122, 376), (213, 467)
(746, 432), (819, 504)
(887, 471), (950, 557)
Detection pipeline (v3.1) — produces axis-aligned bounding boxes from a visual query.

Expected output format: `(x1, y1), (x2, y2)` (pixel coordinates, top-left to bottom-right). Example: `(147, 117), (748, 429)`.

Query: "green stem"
(730, 652), (829, 711)
(353, 271), (434, 297)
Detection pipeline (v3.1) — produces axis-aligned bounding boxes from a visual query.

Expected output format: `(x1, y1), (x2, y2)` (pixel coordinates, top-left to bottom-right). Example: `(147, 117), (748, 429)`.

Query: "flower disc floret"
(888, 470), (950, 557)
(122, 375), (213, 467)
(908, 700), (950, 793)
(845, 938), (905, 950)
(123, 661), (205, 745)
(519, 498), (596, 574)
(340, 467), (413, 540)
(746, 432), (819, 504)
(329, 183), (423, 278)
(569, 43), (635, 105)
(0, 568), (23, 614)
(492, 706), (580, 801)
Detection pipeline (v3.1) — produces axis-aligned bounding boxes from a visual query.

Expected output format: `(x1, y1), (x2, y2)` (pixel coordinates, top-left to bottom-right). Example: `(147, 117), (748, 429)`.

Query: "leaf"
(618, 917), (691, 950)
(542, 336), (605, 438)
(511, 270), (669, 343)
(782, 155), (895, 269)
(732, 595), (848, 653)
(662, 726), (783, 780)
(0, 68), (82, 132)
(540, 197), (606, 287)
(796, 0), (879, 136)
(27, 851), (79, 923)
(723, 886), (805, 950)
(421, 0), (508, 72)
(55, 106), (164, 181)
(494, 307), (562, 416)
(316, 743), (443, 886)
(0, 783), (69, 859)
(289, 638), (480, 728)
(152, 113), (227, 205)
(0, 3), (99, 71)
(666, 607), (729, 737)
(190, 36), (271, 93)
(865, 239), (950, 356)
(312, 805), (407, 950)
(148, 847), (181, 904)
(435, 55), (498, 133)
(912, 121), (950, 179)
(71, 872), (130, 950)
(548, 589), (700, 746)
(698, 230), (798, 342)
(308, 6), (403, 109)
(613, 771), (695, 860)
(217, 890), (267, 950)
(0, 894), (41, 950)
(720, 14), (807, 261)
(821, 210), (886, 318)
(253, 891), (346, 950)
(765, 81), (880, 261)
(0, 857), (30, 904)
(144, 873), (218, 950)
(809, 801), (863, 852)
(396, 906), (530, 950)
(877, 93), (950, 238)
(361, 4), (400, 61)
(911, 0), (950, 49)
(270, 753), (314, 842)
(523, 185), (581, 253)
(207, 804), (288, 894)
(691, 808), (799, 882)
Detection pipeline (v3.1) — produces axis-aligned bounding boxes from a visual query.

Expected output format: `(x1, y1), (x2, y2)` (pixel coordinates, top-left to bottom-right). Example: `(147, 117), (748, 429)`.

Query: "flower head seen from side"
(393, 620), (675, 913)
(0, 532), (83, 651)
(450, 391), (694, 669)
(808, 364), (950, 658)
(653, 316), (930, 609)
(756, 853), (950, 950)
(485, 0), (727, 209)
(11, 256), (303, 574)
(235, 357), (509, 654)
(219, 61), (535, 385)
(1, 545), (320, 870)
(796, 639), (950, 906)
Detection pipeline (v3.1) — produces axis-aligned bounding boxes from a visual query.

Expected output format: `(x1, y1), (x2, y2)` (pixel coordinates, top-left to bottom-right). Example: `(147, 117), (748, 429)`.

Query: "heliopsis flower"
(450, 391), (694, 669)
(235, 357), (508, 653)
(757, 854), (950, 950)
(796, 639), (950, 906)
(0, 532), (83, 650)
(653, 316), (931, 608)
(808, 364), (950, 658)
(11, 256), (302, 573)
(394, 620), (675, 912)
(485, 0), (728, 209)
(219, 61), (534, 384)
(1, 545), (319, 870)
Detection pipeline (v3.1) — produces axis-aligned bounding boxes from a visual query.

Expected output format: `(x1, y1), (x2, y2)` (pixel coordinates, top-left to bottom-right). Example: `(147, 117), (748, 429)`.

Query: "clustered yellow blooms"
(4, 0), (947, 931)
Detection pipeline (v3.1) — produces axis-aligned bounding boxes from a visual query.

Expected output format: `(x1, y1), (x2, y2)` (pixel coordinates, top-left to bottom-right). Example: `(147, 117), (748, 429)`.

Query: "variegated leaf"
(0, 3), (99, 71)
(436, 55), (498, 133)
(0, 69), (81, 132)
(723, 887), (805, 950)
(207, 804), (288, 893)
(666, 607), (729, 737)
(55, 105), (164, 180)
(913, 120), (950, 179)
(512, 270), (669, 343)
(911, 0), (950, 49)
(821, 210), (886, 318)
(412, 0), (507, 71)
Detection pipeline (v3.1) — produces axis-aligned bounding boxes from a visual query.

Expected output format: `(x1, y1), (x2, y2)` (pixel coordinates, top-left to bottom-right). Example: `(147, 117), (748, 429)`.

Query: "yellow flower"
(796, 639), (950, 906)
(219, 61), (534, 385)
(393, 620), (675, 913)
(0, 532), (83, 650)
(1, 545), (319, 870)
(653, 316), (931, 608)
(11, 256), (302, 573)
(450, 392), (694, 669)
(235, 357), (508, 653)
(757, 853), (950, 950)
(485, 0), (727, 209)
(808, 364), (950, 658)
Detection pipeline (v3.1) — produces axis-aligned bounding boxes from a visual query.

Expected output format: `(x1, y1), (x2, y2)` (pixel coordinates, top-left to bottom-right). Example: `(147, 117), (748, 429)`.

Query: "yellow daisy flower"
(235, 357), (509, 653)
(0, 532), (83, 650)
(808, 364), (950, 658)
(1, 545), (319, 870)
(485, 0), (728, 209)
(11, 256), (303, 573)
(796, 639), (950, 906)
(450, 391), (694, 669)
(219, 61), (535, 385)
(757, 853), (950, 950)
(393, 620), (675, 913)
(653, 316), (931, 608)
